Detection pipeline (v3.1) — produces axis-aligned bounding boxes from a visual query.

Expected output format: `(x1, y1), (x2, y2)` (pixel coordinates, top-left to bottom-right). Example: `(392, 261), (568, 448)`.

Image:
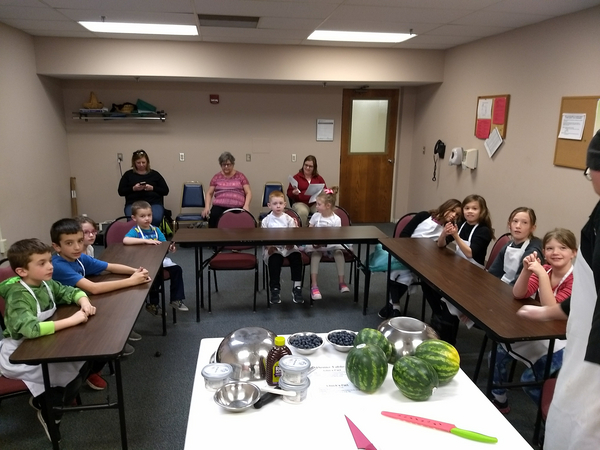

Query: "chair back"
(334, 205), (352, 226)
(0, 259), (17, 330)
(261, 182), (284, 208)
(104, 216), (136, 247)
(181, 182), (205, 208)
(284, 208), (302, 227)
(394, 213), (417, 237)
(485, 232), (511, 270)
(218, 209), (257, 229)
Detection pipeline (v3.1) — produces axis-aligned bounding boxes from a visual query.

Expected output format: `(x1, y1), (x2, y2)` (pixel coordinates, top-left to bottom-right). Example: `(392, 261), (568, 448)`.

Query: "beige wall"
(35, 38), (445, 85)
(406, 6), (600, 237)
(63, 81), (345, 223)
(1, 5), (600, 253)
(0, 23), (71, 247)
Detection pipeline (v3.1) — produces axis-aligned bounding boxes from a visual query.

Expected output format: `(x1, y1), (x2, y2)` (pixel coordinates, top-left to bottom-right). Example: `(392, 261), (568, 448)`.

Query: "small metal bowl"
(287, 332), (324, 355)
(326, 329), (357, 352)
(214, 381), (261, 412)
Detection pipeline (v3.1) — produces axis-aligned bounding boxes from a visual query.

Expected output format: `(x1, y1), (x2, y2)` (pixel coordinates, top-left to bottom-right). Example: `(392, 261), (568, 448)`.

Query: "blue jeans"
(490, 343), (563, 404)
(149, 264), (185, 305)
(124, 203), (164, 226)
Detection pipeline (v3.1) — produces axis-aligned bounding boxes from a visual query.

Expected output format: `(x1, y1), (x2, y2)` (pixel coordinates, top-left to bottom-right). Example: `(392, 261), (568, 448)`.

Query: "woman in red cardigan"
(286, 155), (327, 227)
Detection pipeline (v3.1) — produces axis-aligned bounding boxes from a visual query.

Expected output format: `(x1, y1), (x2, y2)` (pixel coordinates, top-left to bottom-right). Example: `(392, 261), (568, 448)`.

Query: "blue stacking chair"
(175, 182), (206, 231)
(258, 181), (284, 223)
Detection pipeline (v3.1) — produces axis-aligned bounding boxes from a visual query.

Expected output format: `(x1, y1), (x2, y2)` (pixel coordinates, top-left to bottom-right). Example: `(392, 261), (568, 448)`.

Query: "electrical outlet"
(292, 154), (297, 162)
(179, 153), (185, 162)
(246, 153), (251, 162)
(117, 153), (123, 162)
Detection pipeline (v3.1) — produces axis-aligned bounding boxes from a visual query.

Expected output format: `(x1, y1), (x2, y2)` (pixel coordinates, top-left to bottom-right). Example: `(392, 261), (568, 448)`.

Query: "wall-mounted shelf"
(72, 110), (167, 122)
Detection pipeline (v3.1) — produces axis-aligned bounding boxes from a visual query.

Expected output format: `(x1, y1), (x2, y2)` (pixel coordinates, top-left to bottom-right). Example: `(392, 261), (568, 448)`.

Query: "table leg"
(199, 247), (205, 320)
(195, 245), (200, 322)
(114, 359), (129, 450)
(159, 269), (167, 336)
(533, 338), (556, 443)
(486, 340), (497, 398)
(41, 363), (60, 450)
(362, 244), (371, 315)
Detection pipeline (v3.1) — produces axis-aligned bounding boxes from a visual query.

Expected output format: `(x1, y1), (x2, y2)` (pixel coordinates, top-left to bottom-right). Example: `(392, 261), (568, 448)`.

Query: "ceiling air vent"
(197, 14), (259, 29)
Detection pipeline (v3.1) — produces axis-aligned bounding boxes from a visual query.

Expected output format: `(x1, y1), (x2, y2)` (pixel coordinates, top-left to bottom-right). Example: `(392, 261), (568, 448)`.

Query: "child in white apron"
(306, 187), (350, 301)
(487, 207), (543, 284)
(491, 228), (576, 413)
(430, 194), (494, 344)
(381, 198), (463, 319)
(0, 238), (95, 441)
(261, 190), (304, 304)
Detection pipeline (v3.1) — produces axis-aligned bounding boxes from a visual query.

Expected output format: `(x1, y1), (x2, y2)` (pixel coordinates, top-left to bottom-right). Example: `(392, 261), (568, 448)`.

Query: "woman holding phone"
(118, 149), (169, 226)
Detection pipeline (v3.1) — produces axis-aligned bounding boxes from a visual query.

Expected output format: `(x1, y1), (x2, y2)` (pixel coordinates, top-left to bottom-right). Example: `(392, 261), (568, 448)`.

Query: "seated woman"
(202, 152), (252, 228)
(286, 155), (327, 227)
(118, 149), (169, 226)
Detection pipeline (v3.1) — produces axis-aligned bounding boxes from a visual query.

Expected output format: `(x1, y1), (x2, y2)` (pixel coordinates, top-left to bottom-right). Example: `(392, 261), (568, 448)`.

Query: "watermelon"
(354, 328), (394, 363)
(345, 343), (388, 393)
(414, 339), (460, 385)
(392, 356), (439, 401)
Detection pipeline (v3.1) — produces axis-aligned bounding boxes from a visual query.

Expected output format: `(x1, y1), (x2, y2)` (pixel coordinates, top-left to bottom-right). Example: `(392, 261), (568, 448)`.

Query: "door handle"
(388, 159), (393, 164)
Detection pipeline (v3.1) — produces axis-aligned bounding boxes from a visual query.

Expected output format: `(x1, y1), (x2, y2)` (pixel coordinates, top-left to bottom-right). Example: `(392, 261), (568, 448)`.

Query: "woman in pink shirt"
(202, 152), (252, 228)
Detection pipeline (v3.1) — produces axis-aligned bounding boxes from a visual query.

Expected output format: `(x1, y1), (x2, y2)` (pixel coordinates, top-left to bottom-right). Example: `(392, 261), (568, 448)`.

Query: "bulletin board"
(553, 96), (600, 169)
(474, 95), (510, 139)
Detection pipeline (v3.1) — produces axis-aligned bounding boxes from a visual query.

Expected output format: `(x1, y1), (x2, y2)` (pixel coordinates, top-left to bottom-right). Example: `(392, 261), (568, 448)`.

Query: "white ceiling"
(0, 0), (599, 50)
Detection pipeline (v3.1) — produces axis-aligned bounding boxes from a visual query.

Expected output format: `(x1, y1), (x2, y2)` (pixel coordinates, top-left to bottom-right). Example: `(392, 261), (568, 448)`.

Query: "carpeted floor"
(0, 223), (540, 449)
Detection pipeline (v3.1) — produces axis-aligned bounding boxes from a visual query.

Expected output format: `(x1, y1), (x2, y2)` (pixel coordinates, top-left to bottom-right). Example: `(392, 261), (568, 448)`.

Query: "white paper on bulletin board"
(316, 119), (334, 141)
(558, 113), (586, 140)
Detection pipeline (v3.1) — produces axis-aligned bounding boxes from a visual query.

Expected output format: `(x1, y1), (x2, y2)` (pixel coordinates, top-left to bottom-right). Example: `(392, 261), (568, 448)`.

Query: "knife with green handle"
(381, 411), (498, 444)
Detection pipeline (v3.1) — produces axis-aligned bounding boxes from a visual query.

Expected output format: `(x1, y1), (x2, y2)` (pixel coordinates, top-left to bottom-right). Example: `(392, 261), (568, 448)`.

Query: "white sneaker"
(170, 300), (189, 311)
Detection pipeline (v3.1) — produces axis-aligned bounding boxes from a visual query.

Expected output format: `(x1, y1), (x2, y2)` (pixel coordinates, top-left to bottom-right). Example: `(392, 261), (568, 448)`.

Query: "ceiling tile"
(452, 10), (553, 28)
(58, 8), (197, 25)
(45, 0), (195, 14)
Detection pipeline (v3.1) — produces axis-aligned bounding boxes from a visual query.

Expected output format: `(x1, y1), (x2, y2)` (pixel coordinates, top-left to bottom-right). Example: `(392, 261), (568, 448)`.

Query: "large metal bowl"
(377, 317), (438, 364)
(215, 327), (277, 381)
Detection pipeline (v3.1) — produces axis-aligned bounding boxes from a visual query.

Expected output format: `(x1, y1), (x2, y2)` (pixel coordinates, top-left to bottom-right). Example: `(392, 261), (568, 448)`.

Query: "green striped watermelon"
(414, 339), (460, 385)
(345, 343), (388, 393)
(392, 356), (439, 401)
(354, 328), (394, 363)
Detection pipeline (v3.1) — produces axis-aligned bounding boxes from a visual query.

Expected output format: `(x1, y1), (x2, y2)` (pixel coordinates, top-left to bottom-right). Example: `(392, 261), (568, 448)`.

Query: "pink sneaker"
(339, 283), (350, 293)
(310, 286), (322, 300)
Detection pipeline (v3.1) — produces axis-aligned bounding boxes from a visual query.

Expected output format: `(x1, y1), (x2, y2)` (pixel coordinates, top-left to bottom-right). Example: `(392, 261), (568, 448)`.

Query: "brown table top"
(10, 243), (168, 364)
(379, 237), (566, 342)
(174, 225), (388, 246)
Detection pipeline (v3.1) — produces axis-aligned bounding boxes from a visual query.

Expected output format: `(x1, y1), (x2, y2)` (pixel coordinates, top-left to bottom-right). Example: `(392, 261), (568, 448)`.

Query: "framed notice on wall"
(316, 119), (334, 141)
(474, 95), (510, 139)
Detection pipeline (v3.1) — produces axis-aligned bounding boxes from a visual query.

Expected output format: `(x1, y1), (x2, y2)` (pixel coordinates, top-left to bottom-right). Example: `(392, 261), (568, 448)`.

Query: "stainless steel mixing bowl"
(215, 327), (277, 381)
(377, 317), (438, 364)
(213, 381), (261, 412)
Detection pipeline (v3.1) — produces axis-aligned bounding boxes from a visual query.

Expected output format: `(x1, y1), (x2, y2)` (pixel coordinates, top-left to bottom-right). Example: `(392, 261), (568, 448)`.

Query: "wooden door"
(339, 89), (399, 223)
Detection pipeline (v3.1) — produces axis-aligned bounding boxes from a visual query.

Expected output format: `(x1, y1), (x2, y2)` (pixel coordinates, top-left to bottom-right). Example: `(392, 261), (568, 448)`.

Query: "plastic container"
(279, 355), (311, 385)
(201, 363), (233, 391)
(265, 336), (292, 386)
(278, 378), (310, 404)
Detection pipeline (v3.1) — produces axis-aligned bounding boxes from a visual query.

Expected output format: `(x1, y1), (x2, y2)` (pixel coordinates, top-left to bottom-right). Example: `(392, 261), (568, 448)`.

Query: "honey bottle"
(265, 336), (292, 386)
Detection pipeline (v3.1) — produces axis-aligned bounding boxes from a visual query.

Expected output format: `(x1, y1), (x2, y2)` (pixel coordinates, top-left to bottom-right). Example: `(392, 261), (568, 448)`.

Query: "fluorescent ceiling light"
(308, 30), (414, 43)
(79, 21), (198, 36)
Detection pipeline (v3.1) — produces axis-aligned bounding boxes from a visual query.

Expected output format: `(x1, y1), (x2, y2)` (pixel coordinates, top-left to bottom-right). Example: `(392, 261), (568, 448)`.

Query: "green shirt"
(0, 276), (87, 340)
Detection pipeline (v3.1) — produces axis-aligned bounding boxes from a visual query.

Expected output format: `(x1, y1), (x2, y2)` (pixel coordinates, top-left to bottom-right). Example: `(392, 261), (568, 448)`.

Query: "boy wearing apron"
(0, 238), (96, 442)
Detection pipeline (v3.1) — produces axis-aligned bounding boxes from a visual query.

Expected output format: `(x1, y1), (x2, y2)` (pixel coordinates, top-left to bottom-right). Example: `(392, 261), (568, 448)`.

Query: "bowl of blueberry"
(326, 330), (356, 352)
(288, 332), (324, 355)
